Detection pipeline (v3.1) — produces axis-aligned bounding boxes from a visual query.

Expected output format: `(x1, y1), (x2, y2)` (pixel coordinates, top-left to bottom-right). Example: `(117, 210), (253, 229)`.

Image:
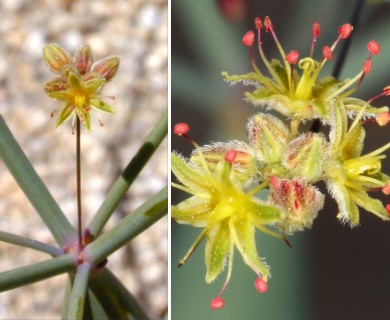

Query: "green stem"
(0, 254), (76, 292)
(0, 115), (75, 245)
(67, 262), (92, 320)
(87, 109), (168, 237)
(85, 186), (167, 265)
(90, 268), (151, 320)
(0, 230), (62, 256)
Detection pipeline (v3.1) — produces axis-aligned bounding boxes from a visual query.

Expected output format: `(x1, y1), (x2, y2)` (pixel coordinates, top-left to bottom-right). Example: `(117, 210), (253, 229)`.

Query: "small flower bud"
(92, 56), (120, 81)
(338, 23), (353, 39)
(73, 45), (93, 75)
(248, 113), (289, 164)
(283, 132), (327, 182)
(322, 45), (333, 60)
(173, 123), (190, 136)
(43, 44), (70, 73)
(285, 50), (299, 64)
(255, 277), (268, 293)
(242, 31), (254, 46)
(210, 297), (225, 309)
(270, 178), (325, 233)
(367, 40), (380, 56)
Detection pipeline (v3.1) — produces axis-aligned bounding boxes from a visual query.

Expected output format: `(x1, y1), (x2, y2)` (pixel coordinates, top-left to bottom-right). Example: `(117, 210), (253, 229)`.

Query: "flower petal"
(205, 221), (230, 283)
(55, 104), (74, 127)
(172, 196), (212, 227)
(90, 99), (115, 114)
(171, 153), (218, 195)
(44, 77), (69, 94)
(230, 217), (270, 280)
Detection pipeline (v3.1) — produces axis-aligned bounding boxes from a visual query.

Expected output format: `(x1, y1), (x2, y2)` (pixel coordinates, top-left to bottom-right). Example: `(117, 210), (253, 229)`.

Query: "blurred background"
(0, 0), (167, 318)
(171, 0), (390, 319)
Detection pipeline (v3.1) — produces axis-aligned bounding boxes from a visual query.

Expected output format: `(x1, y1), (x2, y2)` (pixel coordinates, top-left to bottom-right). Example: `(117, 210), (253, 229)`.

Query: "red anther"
(312, 21), (320, 37)
(382, 182), (390, 194)
(386, 204), (390, 214)
(264, 16), (272, 32)
(270, 176), (279, 191)
(254, 17), (262, 29)
(322, 45), (333, 60)
(255, 277), (268, 293)
(173, 123), (190, 136)
(285, 50), (299, 64)
(367, 40), (381, 56)
(376, 112), (390, 127)
(210, 297), (225, 310)
(293, 198), (300, 210)
(338, 23), (353, 39)
(224, 149), (238, 163)
(363, 58), (372, 75)
(384, 86), (390, 95)
(242, 30), (255, 46)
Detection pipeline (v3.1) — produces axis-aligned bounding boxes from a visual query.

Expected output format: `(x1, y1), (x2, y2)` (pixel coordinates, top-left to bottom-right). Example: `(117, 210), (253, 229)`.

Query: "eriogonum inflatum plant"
(172, 16), (390, 309)
(43, 44), (119, 131)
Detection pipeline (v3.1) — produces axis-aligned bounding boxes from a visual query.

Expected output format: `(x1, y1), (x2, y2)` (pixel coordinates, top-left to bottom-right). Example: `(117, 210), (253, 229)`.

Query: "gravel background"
(0, 0), (167, 318)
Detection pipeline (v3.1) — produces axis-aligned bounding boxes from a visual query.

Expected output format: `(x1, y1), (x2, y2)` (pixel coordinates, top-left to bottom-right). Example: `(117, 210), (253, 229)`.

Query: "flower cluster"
(43, 44), (119, 131)
(172, 17), (390, 309)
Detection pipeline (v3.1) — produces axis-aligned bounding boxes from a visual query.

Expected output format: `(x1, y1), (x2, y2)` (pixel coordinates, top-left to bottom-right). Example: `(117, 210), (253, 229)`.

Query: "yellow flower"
(325, 103), (390, 226)
(223, 17), (388, 127)
(43, 44), (119, 131)
(171, 124), (285, 305)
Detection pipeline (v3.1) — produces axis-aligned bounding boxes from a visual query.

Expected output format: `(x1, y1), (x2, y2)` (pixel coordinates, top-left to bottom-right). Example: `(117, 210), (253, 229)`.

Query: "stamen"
(242, 31), (254, 47)
(322, 45), (333, 61)
(178, 229), (207, 268)
(376, 112), (390, 126)
(386, 204), (390, 214)
(310, 21), (320, 57)
(224, 149), (238, 163)
(210, 297), (224, 310)
(255, 277), (268, 293)
(173, 122), (211, 174)
(382, 182), (390, 195)
(367, 40), (380, 56)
